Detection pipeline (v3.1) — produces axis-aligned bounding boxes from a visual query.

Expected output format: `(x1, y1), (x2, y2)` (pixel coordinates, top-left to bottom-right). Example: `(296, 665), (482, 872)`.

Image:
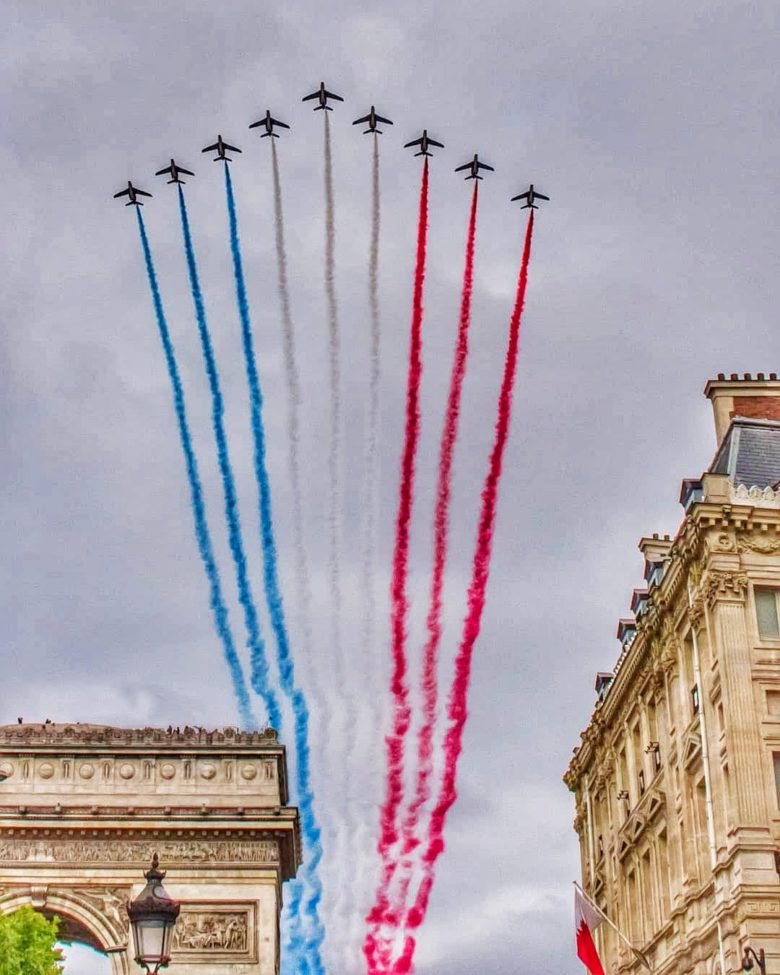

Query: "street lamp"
(742, 946), (767, 975)
(127, 854), (180, 974)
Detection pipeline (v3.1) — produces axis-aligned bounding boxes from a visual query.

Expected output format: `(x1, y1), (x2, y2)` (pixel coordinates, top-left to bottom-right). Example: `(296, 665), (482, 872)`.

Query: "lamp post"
(127, 854), (180, 974)
(742, 946), (767, 975)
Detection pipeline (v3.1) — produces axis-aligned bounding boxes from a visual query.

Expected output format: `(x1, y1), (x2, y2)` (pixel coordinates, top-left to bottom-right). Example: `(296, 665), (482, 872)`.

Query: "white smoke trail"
(324, 111), (343, 655)
(320, 109), (351, 972)
(270, 138), (314, 660)
(339, 131), (385, 974)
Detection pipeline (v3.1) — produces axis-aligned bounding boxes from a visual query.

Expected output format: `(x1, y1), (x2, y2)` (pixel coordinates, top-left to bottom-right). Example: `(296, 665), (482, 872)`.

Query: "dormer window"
(679, 478), (704, 511)
(631, 589), (650, 619)
(638, 769), (645, 795)
(617, 619), (637, 649)
(691, 685), (700, 715)
(594, 673), (614, 702)
(646, 562), (665, 589)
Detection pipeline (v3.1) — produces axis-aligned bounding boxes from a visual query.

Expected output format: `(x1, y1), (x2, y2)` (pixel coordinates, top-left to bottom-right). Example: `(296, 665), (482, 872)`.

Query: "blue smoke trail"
(223, 164), (325, 975)
(134, 207), (254, 729)
(176, 186), (282, 732)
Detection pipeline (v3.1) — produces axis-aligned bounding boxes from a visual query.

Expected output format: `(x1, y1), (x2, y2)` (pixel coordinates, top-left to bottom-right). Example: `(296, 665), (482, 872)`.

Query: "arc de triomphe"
(0, 723), (301, 974)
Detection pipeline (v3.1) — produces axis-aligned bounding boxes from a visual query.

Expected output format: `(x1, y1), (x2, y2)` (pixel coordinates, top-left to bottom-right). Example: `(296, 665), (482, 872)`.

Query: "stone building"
(564, 374), (780, 975)
(0, 722), (300, 975)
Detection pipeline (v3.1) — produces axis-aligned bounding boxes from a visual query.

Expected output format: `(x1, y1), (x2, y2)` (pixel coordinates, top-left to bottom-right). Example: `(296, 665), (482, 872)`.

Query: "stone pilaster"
(705, 571), (768, 826)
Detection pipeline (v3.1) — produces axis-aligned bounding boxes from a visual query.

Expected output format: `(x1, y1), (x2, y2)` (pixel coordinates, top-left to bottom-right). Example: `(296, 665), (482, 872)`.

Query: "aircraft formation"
(113, 81), (550, 209)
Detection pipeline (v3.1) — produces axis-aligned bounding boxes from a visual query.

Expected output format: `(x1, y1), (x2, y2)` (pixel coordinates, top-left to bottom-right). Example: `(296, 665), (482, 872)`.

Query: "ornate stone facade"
(565, 376), (780, 975)
(0, 723), (300, 975)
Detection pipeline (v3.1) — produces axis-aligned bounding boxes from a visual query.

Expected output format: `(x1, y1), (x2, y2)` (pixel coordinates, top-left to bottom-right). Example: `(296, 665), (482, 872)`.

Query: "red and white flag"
(575, 886), (606, 975)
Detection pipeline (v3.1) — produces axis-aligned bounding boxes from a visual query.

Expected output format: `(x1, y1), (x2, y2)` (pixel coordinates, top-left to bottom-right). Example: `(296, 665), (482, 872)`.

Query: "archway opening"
(59, 942), (112, 974)
(45, 912), (112, 975)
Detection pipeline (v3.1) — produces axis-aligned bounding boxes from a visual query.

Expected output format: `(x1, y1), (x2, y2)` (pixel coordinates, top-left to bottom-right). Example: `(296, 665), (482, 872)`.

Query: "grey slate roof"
(710, 417), (780, 488)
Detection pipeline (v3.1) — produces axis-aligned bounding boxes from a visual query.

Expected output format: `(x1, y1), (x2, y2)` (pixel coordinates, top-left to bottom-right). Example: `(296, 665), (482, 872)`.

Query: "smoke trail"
(361, 131), (382, 655)
(340, 131), (385, 974)
(270, 139), (313, 659)
(323, 110), (343, 654)
(223, 164), (325, 975)
(391, 211), (535, 975)
(177, 186), (281, 731)
(380, 184), (480, 940)
(133, 207), (254, 730)
(364, 158), (429, 974)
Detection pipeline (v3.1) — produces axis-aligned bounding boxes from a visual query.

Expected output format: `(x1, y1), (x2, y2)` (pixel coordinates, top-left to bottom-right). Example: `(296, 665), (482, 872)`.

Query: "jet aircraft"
(113, 181), (152, 206)
(511, 184), (550, 209)
(352, 106), (393, 134)
(302, 82), (344, 111)
(404, 130), (445, 157)
(455, 154), (495, 180)
(201, 136), (242, 162)
(249, 110), (290, 138)
(154, 159), (195, 184)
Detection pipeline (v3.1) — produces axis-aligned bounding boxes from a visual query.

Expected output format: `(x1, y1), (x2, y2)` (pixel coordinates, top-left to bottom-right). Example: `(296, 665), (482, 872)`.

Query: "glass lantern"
(127, 854), (180, 973)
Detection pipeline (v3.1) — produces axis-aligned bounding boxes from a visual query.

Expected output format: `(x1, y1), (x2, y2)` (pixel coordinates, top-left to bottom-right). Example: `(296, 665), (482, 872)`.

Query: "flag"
(575, 886), (606, 975)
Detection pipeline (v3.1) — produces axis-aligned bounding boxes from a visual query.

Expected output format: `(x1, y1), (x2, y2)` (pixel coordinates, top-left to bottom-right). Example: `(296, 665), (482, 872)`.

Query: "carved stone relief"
(70, 887), (132, 934)
(173, 910), (249, 953)
(737, 535), (780, 555)
(0, 838), (278, 864)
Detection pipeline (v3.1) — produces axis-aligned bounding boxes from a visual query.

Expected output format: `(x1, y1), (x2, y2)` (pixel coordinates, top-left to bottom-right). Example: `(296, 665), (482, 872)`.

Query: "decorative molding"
(731, 483), (780, 508)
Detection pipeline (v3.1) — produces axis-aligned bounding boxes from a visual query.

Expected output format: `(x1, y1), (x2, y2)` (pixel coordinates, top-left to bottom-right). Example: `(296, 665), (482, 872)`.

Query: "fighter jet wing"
(323, 89), (343, 101)
(113, 187), (131, 198)
(404, 137), (424, 148)
(135, 188), (153, 197)
(302, 91), (320, 102)
(478, 161), (495, 171)
(202, 142), (220, 153)
(511, 191), (530, 201)
(178, 166), (195, 176)
(454, 162), (473, 172)
(427, 137), (445, 149)
(374, 114), (393, 125)
(270, 117), (290, 129)
(222, 142), (242, 153)
(352, 113), (372, 125)
(535, 191), (550, 200)
(154, 165), (173, 176)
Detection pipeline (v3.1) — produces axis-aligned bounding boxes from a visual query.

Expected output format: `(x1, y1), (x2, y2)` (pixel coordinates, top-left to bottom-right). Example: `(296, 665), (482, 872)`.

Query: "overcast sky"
(3, 2), (780, 974)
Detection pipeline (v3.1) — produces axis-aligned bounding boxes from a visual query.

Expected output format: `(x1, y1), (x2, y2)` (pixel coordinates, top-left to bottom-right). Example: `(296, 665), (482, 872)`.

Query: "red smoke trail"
(364, 157), (429, 974)
(392, 210), (535, 975)
(374, 184), (480, 951)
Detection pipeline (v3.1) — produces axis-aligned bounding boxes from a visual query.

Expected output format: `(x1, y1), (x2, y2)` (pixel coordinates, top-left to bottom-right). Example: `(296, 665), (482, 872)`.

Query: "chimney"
(638, 533), (673, 567)
(705, 373), (780, 443)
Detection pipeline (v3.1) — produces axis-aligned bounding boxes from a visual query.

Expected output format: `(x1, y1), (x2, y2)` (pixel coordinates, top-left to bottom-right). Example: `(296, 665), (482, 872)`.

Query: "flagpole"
(574, 882), (652, 971)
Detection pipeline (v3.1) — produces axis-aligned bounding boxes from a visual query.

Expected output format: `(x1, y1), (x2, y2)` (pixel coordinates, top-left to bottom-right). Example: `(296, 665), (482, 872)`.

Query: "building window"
(691, 684), (700, 714)
(756, 588), (780, 639)
(638, 769), (646, 795)
(598, 834), (604, 858)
